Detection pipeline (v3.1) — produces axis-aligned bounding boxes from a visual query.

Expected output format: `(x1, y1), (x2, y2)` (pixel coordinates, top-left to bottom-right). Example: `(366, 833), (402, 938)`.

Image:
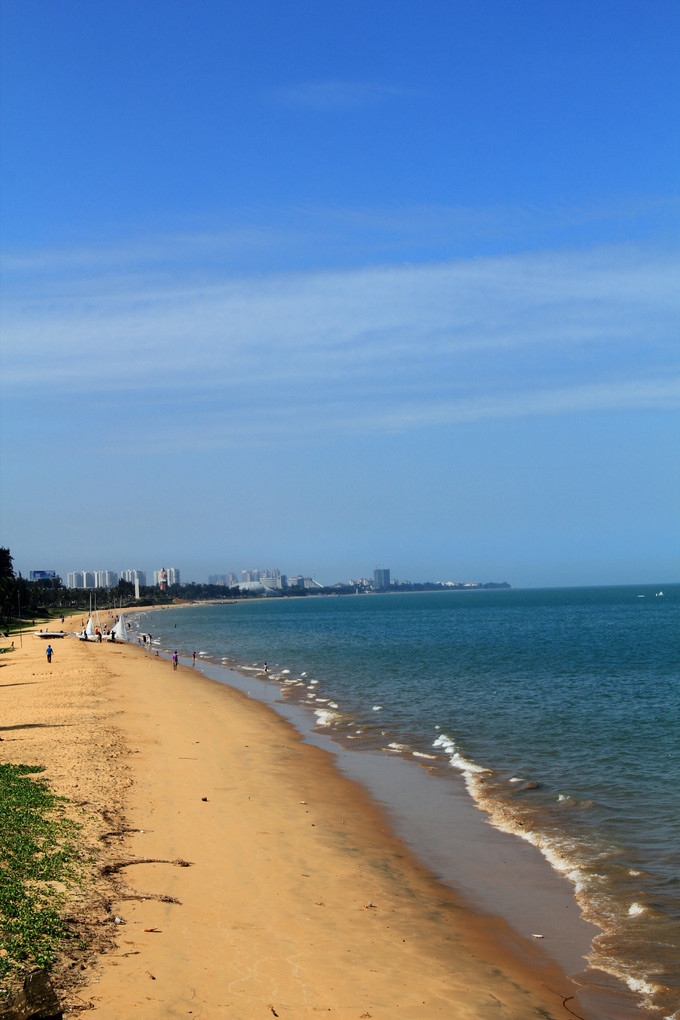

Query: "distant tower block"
(159, 567), (168, 592)
(134, 577), (140, 599)
(374, 568), (391, 588)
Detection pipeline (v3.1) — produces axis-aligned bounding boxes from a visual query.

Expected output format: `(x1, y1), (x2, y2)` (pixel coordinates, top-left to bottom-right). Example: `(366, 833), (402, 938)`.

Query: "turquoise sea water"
(133, 585), (679, 1017)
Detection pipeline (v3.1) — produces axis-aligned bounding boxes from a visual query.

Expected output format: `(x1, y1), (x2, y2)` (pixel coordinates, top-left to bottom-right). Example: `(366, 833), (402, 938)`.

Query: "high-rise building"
(374, 568), (391, 589)
(94, 570), (118, 589)
(122, 569), (146, 586)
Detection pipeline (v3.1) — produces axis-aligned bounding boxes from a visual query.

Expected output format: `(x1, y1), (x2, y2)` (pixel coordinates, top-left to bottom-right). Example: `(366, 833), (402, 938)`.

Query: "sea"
(130, 584), (679, 1018)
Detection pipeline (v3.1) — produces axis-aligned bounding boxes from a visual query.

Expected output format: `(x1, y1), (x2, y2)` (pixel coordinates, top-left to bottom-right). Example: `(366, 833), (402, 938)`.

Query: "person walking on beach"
(192, 651), (196, 667)
(172, 651), (178, 670)
(46, 644), (53, 664)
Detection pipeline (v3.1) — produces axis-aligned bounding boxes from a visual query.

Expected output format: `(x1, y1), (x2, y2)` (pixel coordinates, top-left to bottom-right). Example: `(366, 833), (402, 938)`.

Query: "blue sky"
(1, 0), (678, 587)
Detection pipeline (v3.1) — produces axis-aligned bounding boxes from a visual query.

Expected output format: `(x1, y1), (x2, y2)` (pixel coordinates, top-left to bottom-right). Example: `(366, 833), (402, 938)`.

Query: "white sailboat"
(110, 612), (127, 642)
(81, 594), (103, 640)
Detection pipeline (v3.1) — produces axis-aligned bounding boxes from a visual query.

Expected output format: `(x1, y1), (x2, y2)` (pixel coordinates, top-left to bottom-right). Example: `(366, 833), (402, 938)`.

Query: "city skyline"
(2, 2), (678, 589)
(32, 560), (500, 591)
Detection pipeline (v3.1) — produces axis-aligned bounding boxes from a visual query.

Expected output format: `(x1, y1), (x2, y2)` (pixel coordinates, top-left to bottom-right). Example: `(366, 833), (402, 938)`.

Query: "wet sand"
(0, 621), (593, 1018)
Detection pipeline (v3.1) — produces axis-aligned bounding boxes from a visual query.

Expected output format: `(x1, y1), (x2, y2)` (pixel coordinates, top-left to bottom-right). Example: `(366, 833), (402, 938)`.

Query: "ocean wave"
(433, 734), (491, 775)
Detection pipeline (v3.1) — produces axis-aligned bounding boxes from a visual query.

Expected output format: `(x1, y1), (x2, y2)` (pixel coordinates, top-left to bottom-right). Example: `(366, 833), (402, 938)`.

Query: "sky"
(1, 0), (678, 588)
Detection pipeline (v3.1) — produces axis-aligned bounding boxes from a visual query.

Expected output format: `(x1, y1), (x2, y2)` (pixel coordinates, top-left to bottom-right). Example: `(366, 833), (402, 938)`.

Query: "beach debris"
(270, 1008), (279, 1017)
(143, 927), (161, 932)
(114, 916), (124, 925)
(145, 971), (156, 980)
(531, 933), (544, 938)
(201, 796), (208, 801)
(101, 856), (192, 874)
(364, 901), (377, 909)
(121, 892), (181, 904)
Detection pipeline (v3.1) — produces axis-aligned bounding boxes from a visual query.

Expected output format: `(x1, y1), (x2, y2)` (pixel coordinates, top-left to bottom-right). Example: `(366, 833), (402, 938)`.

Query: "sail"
(85, 615), (96, 638)
(112, 614), (127, 642)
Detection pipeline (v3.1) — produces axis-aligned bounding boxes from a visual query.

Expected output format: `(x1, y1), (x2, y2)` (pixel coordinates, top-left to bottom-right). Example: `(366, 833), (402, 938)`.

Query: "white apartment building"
(122, 569), (147, 586)
(94, 570), (118, 589)
(67, 570), (116, 589)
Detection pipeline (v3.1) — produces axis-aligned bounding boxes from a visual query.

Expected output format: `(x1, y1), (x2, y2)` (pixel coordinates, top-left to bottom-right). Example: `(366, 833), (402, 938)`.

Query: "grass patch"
(0, 763), (83, 997)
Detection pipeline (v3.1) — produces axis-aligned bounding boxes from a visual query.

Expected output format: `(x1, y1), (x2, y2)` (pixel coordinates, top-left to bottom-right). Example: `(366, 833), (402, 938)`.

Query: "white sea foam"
(387, 742), (409, 752)
(328, 702), (339, 709)
(281, 669), (290, 674)
(315, 708), (341, 727)
(625, 974), (661, 997)
(372, 705), (383, 711)
(628, 902), (646, 916)
(432, 733), (493, 801)
(412, 751), (437, 759)
(433, 734), (488, 774)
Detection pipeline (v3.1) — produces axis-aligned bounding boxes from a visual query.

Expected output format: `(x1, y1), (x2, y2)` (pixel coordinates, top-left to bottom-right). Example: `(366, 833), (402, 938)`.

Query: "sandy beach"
(0, 620), (593, 1019)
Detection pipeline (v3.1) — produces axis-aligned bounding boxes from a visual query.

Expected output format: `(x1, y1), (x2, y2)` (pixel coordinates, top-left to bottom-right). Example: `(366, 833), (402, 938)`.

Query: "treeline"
(0, 550), (151, 630)
(0, 548), (62, 629)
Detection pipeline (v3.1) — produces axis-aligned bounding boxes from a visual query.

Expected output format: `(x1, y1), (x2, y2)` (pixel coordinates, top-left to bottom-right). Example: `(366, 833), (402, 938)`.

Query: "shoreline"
(135, 605), (646, 1019)
(0, 620), (630, 1017)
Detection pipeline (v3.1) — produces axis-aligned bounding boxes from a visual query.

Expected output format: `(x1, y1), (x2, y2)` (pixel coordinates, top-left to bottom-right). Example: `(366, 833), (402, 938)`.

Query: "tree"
(115, 578), (135, 599)
(0, 547), (15, 580)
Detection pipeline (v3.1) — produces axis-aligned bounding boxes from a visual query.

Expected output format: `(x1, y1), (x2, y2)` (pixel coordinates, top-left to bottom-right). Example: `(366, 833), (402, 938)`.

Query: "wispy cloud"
(269, 79), (424, 112)
(2, 233), (678, 452)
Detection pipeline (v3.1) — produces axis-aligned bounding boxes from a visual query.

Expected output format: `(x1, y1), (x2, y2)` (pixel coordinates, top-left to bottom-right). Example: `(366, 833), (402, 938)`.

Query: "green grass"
(0, 763), (83, 995)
